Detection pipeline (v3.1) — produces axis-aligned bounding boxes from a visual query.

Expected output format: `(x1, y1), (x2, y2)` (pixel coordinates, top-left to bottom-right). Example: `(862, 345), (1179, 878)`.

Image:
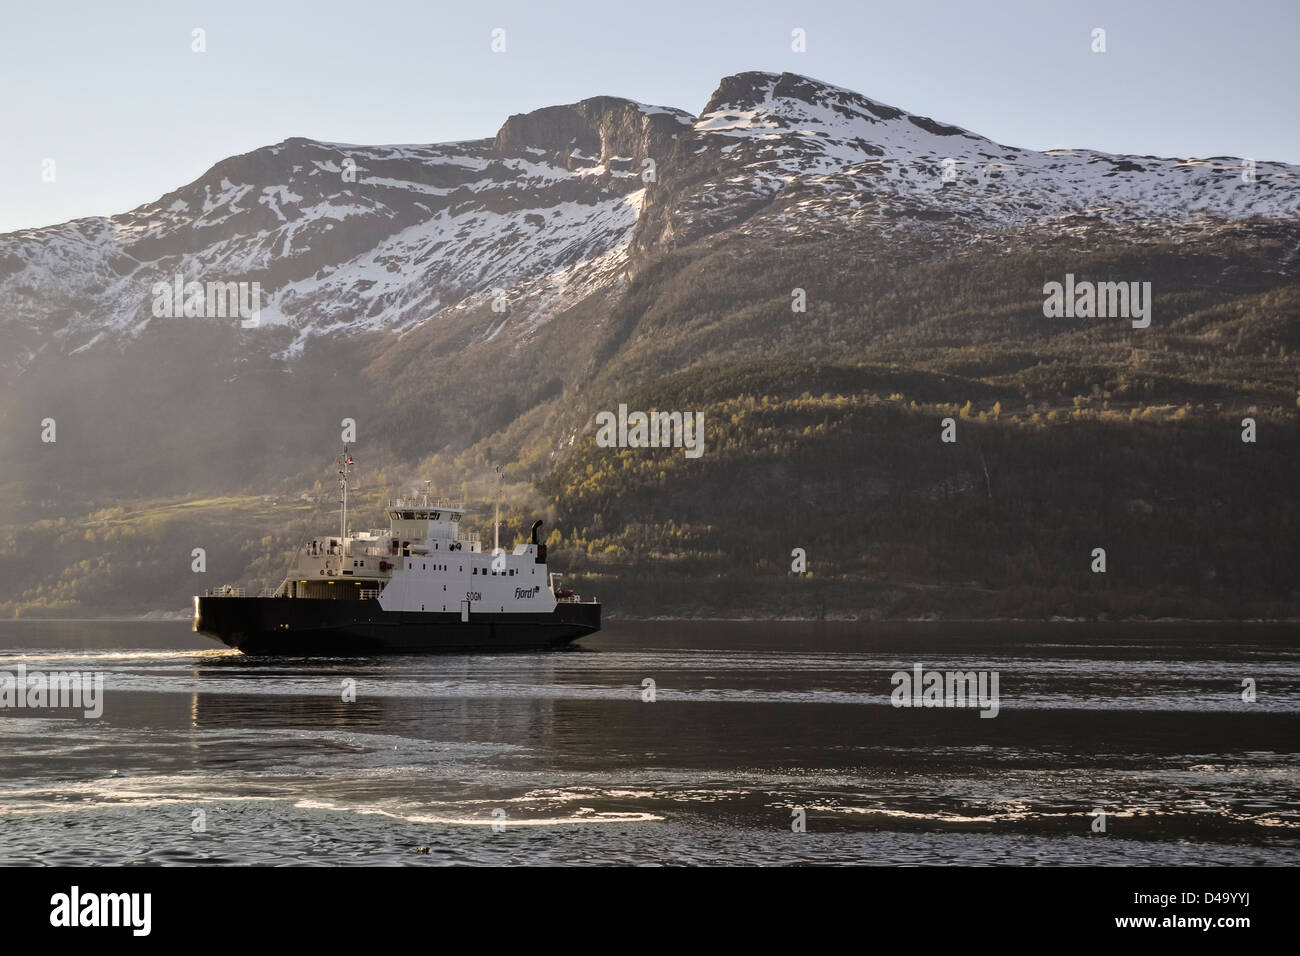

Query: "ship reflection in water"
(0, 619), (1297, 865)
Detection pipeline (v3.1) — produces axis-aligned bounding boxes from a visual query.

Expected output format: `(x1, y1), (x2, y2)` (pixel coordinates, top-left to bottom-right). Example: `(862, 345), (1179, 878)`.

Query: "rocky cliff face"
(493, 96), (691, 171)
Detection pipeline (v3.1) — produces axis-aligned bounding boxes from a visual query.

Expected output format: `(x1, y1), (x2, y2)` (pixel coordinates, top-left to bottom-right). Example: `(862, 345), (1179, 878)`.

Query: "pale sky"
(2, 0), (1296, 234)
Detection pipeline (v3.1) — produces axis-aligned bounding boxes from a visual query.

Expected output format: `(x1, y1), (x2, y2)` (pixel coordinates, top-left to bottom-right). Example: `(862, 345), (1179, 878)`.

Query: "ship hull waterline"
(194, 596), (601, 655)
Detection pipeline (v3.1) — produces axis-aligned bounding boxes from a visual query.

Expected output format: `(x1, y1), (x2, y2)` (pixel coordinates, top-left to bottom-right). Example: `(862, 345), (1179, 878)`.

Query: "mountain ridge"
(3, 70), (1296, 377)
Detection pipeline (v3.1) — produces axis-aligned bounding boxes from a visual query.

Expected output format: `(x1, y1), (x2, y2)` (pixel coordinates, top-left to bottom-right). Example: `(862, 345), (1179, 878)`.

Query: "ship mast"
(493, 464), (504, 554)
(337, 447), (353, 544)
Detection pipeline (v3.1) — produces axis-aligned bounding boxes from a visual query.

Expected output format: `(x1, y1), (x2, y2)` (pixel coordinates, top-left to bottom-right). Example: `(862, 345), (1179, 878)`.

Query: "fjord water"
(0, 620), (1296, 866)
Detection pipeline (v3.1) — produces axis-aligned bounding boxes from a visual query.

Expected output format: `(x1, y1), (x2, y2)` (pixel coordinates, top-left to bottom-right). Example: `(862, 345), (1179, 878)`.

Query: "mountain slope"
(633, 71), (1298, 254)
(0, 97), (690, 371)
(1, 71), (1297, 619)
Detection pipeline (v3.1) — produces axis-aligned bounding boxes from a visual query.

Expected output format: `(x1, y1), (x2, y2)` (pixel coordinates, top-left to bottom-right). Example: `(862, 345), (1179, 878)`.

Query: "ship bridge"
(385, 494), (481, 554)
(270, 491), (482, 600)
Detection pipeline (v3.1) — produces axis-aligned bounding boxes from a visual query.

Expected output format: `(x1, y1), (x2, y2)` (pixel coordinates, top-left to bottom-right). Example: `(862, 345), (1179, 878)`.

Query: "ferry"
(193, 451), (600, 654)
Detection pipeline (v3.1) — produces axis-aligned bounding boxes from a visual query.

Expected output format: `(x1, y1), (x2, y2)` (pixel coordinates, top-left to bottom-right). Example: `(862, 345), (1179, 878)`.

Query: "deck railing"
(387, 496), (464, 510)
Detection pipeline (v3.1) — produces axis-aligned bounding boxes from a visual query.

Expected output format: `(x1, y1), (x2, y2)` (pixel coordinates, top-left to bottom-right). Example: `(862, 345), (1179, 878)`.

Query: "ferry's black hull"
(193, 596), (601, 655)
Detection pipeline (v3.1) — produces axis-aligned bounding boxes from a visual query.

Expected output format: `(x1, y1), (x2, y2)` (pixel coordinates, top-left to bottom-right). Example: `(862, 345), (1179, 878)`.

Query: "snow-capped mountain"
(0, 97), (689, 371)
(1, 71), (1296, 377)
(635, 72), (1299, 253)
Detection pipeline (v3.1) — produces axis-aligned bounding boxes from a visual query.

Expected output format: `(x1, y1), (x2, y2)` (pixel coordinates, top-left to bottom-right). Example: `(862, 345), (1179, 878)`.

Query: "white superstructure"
(276, 491), (561, 615)
(376, 496), (557, 616)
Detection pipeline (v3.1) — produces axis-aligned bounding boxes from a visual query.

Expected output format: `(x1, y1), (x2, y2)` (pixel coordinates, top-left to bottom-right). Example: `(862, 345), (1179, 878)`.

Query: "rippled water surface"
(0, 620), (1296, 865)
